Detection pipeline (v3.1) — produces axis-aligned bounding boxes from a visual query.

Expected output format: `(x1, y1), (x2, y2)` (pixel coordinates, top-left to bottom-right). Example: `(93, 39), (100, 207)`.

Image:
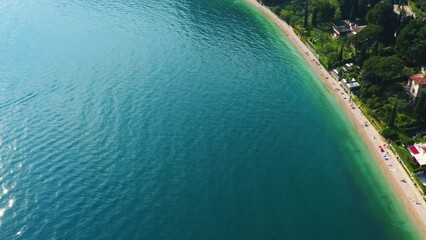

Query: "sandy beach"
(245, 0), (426, 235)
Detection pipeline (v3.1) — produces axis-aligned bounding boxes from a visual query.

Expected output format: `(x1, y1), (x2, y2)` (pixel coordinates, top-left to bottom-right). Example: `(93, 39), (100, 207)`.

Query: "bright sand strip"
(245, 0), (426, 236)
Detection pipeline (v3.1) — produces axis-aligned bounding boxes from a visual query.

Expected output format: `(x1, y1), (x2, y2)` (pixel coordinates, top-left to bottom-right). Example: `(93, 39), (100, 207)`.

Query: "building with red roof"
(407, 74), (426, 103)
(408, 144), (426, 167)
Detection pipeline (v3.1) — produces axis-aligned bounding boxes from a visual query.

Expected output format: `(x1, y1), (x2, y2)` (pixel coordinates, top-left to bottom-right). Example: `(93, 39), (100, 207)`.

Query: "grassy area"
(304, 28), (355, 69)
(390, 142), (426, 194)
(415, 137), (426, 143)
(413, 174), (426, 195)
(307, 29), (337, 52)
(391, 142), (418, 171)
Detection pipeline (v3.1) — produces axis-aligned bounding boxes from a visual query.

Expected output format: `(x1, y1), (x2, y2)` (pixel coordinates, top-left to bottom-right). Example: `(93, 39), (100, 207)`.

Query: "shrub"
(327, 52), (340, 69)
(381, 128), (398, 139)
(279, 9), (292, 23)
(396, 113), (418, 129)
(270, 6), (281, 15)
(289, 16), (301, 27)
(399, 132), (415, 146)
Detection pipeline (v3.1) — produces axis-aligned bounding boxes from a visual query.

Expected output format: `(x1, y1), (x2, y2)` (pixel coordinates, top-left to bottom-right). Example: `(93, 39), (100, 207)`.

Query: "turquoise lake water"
(0, 0), (420, 239)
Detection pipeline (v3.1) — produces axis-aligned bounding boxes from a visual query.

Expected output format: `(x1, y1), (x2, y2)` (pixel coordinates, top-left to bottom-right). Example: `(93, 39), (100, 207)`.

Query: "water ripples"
(0, 0), (418, 239)
(0, 0), (297, 234)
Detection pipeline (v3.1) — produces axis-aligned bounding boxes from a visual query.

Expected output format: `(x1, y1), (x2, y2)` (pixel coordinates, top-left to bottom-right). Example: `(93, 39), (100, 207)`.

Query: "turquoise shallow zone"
(0, 0), (420, 239)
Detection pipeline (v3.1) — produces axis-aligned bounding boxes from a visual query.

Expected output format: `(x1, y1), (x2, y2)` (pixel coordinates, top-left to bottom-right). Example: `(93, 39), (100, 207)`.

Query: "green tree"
(357, 43), (368, 65)
(368, 0), (380, 8)
(289, 15), (301, 27)
(360, 84), (381, 100)
(366, 3), (397, 43)
(357, 0), (369, 18)
(397, 15), (413, 33)
(372, 41), (379, 56)
(312, 7), (318, 27)
(279, 9), (292, 22)
(396, 19), (426, 66)
(339, 44), (344, 62)
(304, 1), (309, 28)
(327, 52), (341, 69)
(362, 55), (405, 86)
(349, 6), (356, 21)
(388, 103), (397, 128)
(359, 25), (383, 43)
(376, 56), (405, 81)
(270, 6), (281, 14)
(316, 1), (336, 23)
(337, 0), (356, 19)
(381, 128), (398, 139)
(349, 25), (383, 50)
(414, 93), (426, 120)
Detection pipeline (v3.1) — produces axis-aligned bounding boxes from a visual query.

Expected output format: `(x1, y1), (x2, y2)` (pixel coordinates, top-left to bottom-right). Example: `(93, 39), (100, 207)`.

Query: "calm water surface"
(0, 0), (419, 239)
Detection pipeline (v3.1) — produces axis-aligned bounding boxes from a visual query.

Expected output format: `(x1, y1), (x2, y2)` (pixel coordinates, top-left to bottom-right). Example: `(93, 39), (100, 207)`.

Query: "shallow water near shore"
(0, 0), (419, 239)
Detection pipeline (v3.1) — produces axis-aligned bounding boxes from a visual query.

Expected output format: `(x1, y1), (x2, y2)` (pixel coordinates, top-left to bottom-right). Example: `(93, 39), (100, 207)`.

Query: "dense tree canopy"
(366, 3), (393, 26)
(327, 52), (341, 69)
(349, 24), (383, 49)
(396, 19), (426, 66)
(366, 3), (397, 43)
(315, 0), (336, 23)
(411, 0), (426, 13)
(357, 0), (369, 18)
(362, 55), (405, 85)
(336, 0), (356, 19)
(414, 93), (426, 120)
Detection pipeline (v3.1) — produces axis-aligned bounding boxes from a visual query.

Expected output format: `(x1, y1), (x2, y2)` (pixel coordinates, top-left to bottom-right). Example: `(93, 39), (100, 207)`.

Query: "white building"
(407, 74), (426, 103)
(340, 78), (360, 94)
(408, 144), (426, 167)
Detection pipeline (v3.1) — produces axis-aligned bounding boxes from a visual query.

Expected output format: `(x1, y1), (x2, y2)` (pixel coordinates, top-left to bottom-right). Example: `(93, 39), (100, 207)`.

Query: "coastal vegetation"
(257, 0), (426, 146)
(257, 0), (426, 195)
(410, 0), (426, 16)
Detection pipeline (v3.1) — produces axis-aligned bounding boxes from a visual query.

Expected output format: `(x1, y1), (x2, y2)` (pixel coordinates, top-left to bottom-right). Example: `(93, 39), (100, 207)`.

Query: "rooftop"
(408, 144), (426, 166)
(410, 74), (426, 85)
(332, 20), (350, 27)
(347, 82), (360, 89)
(332, 20), (352, 34)
(351, 25), (366, 33)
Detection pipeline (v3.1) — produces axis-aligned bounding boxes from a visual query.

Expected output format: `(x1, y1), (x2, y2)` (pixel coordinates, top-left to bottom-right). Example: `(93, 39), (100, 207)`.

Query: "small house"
(332, 20), (366, 38)
(341, 78), (360, 94)
(332, 20), (352, 37)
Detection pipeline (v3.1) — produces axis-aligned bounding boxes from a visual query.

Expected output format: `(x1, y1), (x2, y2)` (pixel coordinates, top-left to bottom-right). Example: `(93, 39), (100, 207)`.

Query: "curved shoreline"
(244, 0), (426, 236)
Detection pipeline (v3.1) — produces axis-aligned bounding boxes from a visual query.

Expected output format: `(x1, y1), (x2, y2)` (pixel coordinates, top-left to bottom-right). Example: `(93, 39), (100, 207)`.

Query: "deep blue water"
(0, 0), (419, 239)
